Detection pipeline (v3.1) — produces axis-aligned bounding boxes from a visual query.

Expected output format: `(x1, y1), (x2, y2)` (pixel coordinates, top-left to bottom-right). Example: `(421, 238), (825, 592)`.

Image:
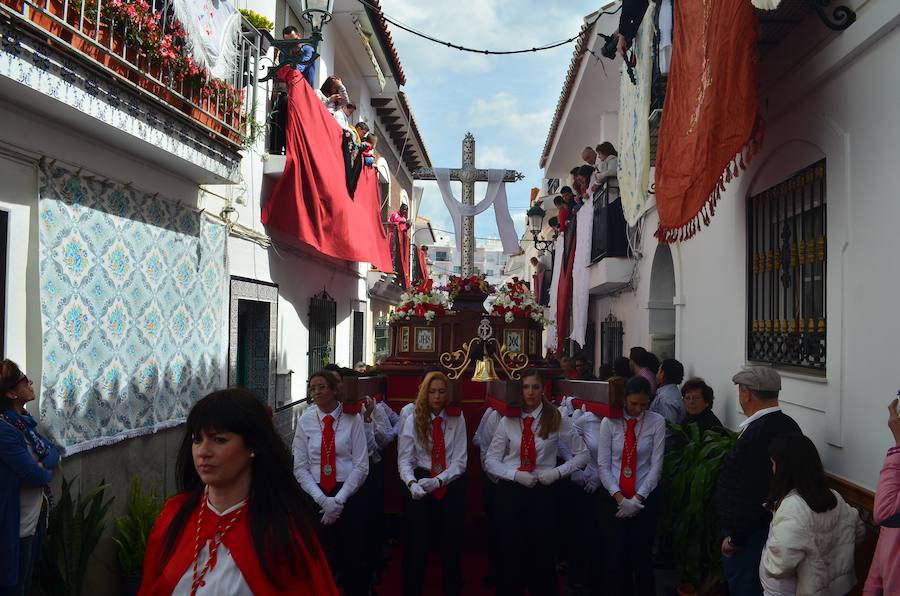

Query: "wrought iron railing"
(308, 290), (336, 378)
(1, 0), (262, 146)
(590, 177), (629, 263)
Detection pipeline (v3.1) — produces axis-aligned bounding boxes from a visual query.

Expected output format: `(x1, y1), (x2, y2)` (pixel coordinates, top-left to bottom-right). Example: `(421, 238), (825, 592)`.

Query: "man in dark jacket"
(715, 366), (801, 596)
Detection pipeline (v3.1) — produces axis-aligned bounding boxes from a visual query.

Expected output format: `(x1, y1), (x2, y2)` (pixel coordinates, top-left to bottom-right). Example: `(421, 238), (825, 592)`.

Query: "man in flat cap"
(715, 366), (801, 596)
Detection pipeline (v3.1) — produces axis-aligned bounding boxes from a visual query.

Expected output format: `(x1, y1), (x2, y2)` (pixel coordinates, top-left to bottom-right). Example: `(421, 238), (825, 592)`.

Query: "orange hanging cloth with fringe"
(654, 0), (764, 242)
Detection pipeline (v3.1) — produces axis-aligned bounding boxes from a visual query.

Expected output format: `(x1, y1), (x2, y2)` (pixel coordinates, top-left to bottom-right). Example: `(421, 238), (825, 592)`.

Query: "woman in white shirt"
(398, 371), (468, 596)
(292, 370), (370, 596)
(473, 403), (502, 585)
(592, 375), (666, 596)
(485, 370), (589, 596)
(759, 433), (864, 596)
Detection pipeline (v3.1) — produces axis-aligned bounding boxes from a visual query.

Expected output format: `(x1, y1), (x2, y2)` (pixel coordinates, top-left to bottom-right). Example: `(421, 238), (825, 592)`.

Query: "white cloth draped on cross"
(433, 168), (521, 256)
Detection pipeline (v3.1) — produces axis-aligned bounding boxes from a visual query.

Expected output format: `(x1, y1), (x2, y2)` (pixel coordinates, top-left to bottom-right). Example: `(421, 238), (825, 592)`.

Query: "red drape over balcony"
(261, 69), (392, 271)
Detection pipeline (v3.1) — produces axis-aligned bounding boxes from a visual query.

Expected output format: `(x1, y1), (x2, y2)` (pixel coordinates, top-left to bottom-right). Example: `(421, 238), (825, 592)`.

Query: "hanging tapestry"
(172, 0), (242, 80)
(545, 234), (564, 353)
(654, 0), (763, 242)
(570, 197), (594, 347)
(617, 14), (653, 226)
(38, 162), (227, 454)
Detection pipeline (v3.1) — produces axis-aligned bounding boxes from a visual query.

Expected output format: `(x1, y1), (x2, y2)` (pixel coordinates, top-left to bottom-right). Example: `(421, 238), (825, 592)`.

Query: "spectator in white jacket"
(760, 433), (865, 596)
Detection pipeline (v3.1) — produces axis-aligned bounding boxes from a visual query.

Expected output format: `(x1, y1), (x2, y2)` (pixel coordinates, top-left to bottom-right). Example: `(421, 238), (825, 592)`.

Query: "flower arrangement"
(239, 8), (275, 32)
(490, 277), (548, 325)
(442, 274), (495, 301)
(97, 1), (244, 114)
(389, 280), (452, 323)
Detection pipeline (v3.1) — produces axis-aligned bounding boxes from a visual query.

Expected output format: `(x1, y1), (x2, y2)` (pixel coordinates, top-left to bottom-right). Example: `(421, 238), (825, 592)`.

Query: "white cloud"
(469, 92), (553, 137)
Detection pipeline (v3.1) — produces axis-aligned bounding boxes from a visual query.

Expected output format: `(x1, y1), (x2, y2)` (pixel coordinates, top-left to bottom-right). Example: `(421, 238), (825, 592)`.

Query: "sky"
(379, 0), (603, 247)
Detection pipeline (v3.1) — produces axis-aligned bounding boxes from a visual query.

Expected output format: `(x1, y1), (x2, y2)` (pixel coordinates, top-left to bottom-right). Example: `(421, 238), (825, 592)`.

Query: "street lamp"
(259, 0), (334, 82)
(527, 203), (554, 251)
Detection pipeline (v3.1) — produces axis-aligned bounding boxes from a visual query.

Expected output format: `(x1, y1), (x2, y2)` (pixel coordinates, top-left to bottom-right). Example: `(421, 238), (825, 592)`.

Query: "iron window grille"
(308, 290), (337, 378)
(747, 160), (827, 372)
(600, 313), (624, 367)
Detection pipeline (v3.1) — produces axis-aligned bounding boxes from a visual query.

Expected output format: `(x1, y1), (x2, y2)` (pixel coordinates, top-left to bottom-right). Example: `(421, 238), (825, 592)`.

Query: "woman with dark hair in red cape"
(139, 388), (337, 595)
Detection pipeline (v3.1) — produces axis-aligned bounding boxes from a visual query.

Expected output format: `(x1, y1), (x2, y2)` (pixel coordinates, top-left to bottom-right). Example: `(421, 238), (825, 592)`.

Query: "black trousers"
(268, 91), (288, 155)
(403, 469), (465, 596)
(365, 458), (386, 573)
(316, 481), (369, 596)
(599, 490), (660, 596)
(494, 480), (558, 596)
(481, 475), (499, 580)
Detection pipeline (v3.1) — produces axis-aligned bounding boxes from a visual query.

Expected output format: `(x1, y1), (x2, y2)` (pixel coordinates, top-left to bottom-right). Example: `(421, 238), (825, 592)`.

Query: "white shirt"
(378, 401), (400, 433)
(333, 109), (352, 131)
(397, 411), (468, 486)
(485, 403), (589, 482)
(474, 408), (501, 481)
(738, 405), (783, 434)
(594, 411), (666, 498)
(373, 402), (397, 449)
(573, 410), (603, 491)
(396, 402), (416, 434)
(292, 404), (369, 505)
(593, 155), (618, 185)
(173, 501), (253, 596)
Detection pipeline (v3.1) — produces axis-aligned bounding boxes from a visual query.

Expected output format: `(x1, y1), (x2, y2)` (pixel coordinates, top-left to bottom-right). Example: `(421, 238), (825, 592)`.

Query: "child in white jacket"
(760, 434), (865, 596)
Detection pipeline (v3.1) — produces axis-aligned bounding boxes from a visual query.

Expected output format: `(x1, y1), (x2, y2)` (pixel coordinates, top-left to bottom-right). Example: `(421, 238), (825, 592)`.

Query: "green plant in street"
(112, 477), (163, 578)
(239, 8), (275, 32)
(38, 476), (114, 596)
(662, 422), (737, 594)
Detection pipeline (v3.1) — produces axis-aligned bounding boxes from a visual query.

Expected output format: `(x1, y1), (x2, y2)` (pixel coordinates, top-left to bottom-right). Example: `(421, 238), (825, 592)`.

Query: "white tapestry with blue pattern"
(38, 162), (226, 454)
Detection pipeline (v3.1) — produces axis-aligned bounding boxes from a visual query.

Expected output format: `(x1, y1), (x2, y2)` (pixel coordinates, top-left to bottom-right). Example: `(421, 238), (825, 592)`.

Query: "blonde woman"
(485, 370), (589, 596)
(397, 371), (468, 596)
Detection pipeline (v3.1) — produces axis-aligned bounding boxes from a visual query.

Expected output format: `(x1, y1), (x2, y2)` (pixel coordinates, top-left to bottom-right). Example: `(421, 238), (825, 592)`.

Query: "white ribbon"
(545, 233), (565, 352)
(433, 168), (522, 257)
(570, 197), (594, 347)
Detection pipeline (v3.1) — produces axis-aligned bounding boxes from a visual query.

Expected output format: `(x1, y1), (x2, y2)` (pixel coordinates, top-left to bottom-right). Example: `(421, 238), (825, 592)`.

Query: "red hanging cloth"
(261, 68), (392, 271)
(654, 0), (763, 243)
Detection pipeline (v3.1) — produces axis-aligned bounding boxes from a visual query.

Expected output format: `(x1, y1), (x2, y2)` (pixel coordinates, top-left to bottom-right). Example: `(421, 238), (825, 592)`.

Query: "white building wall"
(589, 6), (900, 490)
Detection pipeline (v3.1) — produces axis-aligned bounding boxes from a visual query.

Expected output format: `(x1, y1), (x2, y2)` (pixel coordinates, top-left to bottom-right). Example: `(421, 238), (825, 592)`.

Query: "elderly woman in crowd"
(680, 377), (723, 435)
(0, 360), (60, 596)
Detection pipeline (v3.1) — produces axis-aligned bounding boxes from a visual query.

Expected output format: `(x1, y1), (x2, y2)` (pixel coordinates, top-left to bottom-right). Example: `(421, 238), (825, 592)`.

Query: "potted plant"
(112, 477), (163, 596)
(38, 476), (114, 596)
(662, 423), (737, 596)
(239, 8), (274, 54)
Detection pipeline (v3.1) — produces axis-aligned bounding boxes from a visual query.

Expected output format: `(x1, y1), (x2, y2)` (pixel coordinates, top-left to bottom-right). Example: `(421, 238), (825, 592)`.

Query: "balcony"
(588, 177), (631, 296)
(0, 0), (263, 182)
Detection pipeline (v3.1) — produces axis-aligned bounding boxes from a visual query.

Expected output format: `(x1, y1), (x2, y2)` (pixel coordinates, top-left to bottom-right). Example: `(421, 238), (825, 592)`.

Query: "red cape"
(261, 68), (392, 271)
(139, 493), (338, 596)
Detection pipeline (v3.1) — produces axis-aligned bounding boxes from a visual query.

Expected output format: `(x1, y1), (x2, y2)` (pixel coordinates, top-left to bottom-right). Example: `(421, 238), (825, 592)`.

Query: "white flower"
(424, 310), (435, 321)
(504, 312), (514, 324)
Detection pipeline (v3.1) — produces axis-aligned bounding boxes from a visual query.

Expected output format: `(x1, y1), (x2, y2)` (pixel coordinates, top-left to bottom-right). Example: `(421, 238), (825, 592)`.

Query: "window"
(352, 310), (365, 365)
(308, 290), (337, 377)
(600, 313), (623, 366)
(435, 251), (449, 261)
(453, 266), (461, 274)
(229, 278), (279, 405)
(747, 160), (826, 372)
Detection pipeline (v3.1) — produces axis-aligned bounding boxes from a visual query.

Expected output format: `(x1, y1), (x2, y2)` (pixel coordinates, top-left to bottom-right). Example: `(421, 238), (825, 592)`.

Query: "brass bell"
(472, 355), (499, 382)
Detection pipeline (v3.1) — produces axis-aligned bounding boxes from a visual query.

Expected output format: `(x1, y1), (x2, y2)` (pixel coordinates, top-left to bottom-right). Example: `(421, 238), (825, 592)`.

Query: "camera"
(599, 33), (618, 60)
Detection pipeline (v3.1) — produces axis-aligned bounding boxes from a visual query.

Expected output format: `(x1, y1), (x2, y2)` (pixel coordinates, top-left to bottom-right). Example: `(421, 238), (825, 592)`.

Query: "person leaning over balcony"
(269, 25), (321, 155)
(759, 433), (864, 596)
(863, 398), (900, 595)
(0, 360), (60, 596)
(398, 372), (468, 596)
(138, 388), (337, 595)
(594, 375), (667, 596)
(292, 370), (369, 596)
(485, 370), (589, 596)
(595, 142), (619, 182)
(320, 75), (350, 113)
(651, 358), (687, 433)
(716, 367), (801, 596)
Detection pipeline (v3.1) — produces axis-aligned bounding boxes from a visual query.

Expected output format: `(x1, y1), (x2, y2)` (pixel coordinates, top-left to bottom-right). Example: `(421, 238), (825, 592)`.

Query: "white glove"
(320, 497), (344, 525)
(615, 496), (644, 518)
(418, 477), (440, 493)
(538, 468), (560, 486)
(513, 471), (538, 488)
(409, 482), (427, 500)
(570, 470), (585, 487)
(585, 476), (601, 494)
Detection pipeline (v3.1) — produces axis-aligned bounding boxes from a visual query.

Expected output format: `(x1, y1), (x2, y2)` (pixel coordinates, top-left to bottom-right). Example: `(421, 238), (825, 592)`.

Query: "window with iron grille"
(308, 290), (337, 379)
(600, 313), (624, 367)
(352, 310), (365, 365)
(747, 160), (826, 372)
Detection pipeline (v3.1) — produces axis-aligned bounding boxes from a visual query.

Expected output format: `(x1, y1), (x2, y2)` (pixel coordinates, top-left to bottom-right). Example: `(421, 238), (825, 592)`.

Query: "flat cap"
(732, 366), (781, 392)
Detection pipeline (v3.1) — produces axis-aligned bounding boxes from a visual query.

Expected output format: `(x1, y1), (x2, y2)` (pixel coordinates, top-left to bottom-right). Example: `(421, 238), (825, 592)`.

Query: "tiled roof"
(538, 17), (596, 169)
(362, 0), (407, 86)
(397, 91), (432, 168)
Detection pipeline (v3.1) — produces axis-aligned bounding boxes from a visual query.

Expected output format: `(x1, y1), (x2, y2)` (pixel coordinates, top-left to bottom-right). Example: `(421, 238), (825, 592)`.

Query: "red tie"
(431, 417), (447, 500)
(320, 414), (337, 494)
(619, 418), (638, 498)
(519, 416), (537, 473)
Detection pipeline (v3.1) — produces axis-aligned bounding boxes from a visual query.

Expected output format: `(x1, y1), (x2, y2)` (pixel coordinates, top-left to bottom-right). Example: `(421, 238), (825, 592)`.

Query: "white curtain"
(545, 233), (565, 352)
(658, 0), (673, 74)
(433, 169), (522, 257)
(172, 0), (242, 80)
(618, 15), (653, 225)
(570, 198), (594, 347)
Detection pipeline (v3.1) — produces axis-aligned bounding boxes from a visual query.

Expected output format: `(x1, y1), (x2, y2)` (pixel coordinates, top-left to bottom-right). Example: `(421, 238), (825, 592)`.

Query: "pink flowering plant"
(490, 277), (548, 325)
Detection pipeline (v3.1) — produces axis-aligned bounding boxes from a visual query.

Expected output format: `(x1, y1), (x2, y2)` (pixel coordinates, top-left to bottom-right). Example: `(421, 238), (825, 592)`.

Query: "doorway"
(229, 278), (279, 405)
(648, 244), (676, 360)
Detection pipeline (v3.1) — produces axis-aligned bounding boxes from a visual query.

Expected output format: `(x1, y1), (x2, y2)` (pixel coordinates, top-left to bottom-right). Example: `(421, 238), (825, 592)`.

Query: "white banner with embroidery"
(38, 162), (227, 455)
(172, 0), (242, 80)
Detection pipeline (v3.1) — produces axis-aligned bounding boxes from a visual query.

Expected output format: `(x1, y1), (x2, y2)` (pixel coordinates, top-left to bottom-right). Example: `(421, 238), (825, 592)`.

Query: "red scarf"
(518, 416), (537, 473)
(139, 494), (338, 595)
(430, 417), (448, 500)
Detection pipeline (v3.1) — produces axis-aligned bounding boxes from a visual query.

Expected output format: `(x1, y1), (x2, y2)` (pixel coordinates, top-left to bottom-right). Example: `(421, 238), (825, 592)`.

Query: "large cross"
(414, 133), (523, 276)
